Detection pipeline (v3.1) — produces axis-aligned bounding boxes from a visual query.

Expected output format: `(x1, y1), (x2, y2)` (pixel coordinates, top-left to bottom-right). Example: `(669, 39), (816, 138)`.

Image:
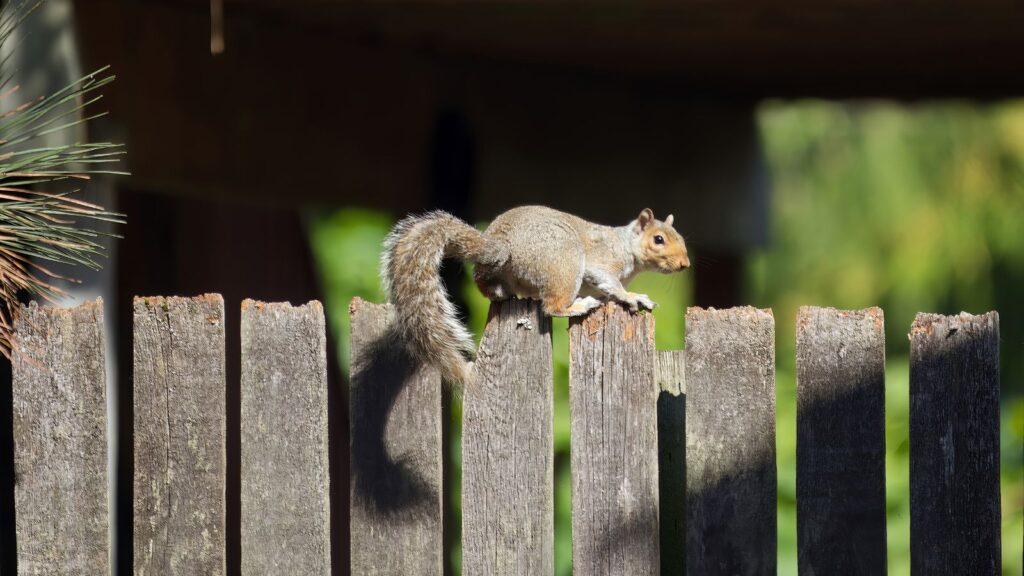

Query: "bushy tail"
(381, 211), (509, 386)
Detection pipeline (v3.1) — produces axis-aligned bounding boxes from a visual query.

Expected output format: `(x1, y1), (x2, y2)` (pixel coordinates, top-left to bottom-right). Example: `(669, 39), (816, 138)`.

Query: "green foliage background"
(309, 100), (1024, 575)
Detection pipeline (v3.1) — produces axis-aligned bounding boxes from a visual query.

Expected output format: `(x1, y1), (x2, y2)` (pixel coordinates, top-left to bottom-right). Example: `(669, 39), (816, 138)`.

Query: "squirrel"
(381, 205), (690, 386)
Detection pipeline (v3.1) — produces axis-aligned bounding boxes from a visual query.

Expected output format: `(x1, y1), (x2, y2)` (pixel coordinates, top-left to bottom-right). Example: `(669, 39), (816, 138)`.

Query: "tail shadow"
(349, 326), (439, 519)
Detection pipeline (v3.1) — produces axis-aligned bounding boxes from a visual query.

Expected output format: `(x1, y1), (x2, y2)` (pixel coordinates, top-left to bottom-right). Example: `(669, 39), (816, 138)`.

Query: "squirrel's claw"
(622, 292), (656, 313)
(636, 294), (657, 311)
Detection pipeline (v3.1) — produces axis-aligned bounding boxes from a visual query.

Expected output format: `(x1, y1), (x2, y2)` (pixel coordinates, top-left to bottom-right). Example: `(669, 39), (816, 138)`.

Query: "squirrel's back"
(479, 206), (590, 299)
(486, 205), (591, 243)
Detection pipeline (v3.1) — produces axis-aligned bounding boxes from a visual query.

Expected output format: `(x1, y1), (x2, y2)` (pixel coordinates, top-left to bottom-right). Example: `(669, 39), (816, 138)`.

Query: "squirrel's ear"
(635, 208), (654, 230)
(664, 214), (674, 227)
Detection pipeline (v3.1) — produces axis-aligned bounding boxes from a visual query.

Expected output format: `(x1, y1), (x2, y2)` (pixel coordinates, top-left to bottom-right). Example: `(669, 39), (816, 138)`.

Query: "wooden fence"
(5, 294), (1002, 574)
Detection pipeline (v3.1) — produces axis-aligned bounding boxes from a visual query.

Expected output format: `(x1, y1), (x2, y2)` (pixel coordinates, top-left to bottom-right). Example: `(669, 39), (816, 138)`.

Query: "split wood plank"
(240, 300), (330, 574)
(910, 312), (1000, 575)
(685, 306), (776, 575)
(796, 306), (886, 573)
(569, 303), (659, 576)
(463, 298), (553, 576)
(13, 300), (108, 575)
(133, 294), (226, 575)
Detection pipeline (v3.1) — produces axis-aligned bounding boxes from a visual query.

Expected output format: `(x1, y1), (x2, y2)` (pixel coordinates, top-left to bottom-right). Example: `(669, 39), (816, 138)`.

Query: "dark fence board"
(349, 298), (442, 576)
(133, 294), (226, 575)
(656, 349), (686, 576)
(910, 312), (1000, 575)
(13, 300), (108, 575)
(796, 306), (886, 573)
(463, 299), (553, 575)
(240, 300), (330, 574)
(685, 306), (776, 575)
(569, 303), (659, 576)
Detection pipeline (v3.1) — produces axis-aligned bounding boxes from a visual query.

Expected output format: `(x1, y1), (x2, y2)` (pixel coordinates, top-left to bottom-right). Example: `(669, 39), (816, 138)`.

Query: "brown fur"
(382, 206), (688, 387)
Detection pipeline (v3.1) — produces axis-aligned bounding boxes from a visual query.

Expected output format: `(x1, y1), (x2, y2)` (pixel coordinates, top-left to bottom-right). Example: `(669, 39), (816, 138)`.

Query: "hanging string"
(210, 0), (224, 55)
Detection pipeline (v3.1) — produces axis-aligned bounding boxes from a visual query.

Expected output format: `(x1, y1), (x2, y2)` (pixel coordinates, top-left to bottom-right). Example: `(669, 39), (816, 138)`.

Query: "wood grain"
(349, 298), (442, 576)
(13, 300), (108, 575)
(796, 306), (886, 573)
(910, 312), (1000, 575)
(685, 306), (775, 575)
(569, 303), (659, 576)
(463, 299), (553, 575)
(240, 300), (330, 574)
(133, 294), (226, 575)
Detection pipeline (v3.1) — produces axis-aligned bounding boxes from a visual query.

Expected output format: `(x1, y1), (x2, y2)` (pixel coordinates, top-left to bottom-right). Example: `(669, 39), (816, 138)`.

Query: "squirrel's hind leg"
(539, 260), (589, 316)
(562, 296), (603, 317)
(545, 296), (602, 317)
(541, 275), (598, 317)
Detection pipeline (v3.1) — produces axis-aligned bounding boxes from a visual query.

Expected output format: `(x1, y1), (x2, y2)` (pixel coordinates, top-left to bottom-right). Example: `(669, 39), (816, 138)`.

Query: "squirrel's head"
(630, 208), (690, 273)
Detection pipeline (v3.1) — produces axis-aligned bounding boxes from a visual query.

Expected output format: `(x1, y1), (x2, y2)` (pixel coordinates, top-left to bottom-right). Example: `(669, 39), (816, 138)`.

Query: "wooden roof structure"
(202, 0), (1024, 98)
(78, 0), (1024, 210)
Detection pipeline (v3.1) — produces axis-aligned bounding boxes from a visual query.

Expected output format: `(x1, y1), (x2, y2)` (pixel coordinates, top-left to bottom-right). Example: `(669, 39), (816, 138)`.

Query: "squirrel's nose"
(679, 256), (690, 270)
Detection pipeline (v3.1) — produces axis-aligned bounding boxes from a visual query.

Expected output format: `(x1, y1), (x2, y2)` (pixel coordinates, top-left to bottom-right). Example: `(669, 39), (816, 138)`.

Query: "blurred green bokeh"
(308, 99), (1024, 575)
(756, 100), (1024, 576)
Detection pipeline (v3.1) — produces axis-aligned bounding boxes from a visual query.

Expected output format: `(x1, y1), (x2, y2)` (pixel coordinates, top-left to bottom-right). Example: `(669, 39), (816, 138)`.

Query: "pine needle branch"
(0, 0), (126, 357)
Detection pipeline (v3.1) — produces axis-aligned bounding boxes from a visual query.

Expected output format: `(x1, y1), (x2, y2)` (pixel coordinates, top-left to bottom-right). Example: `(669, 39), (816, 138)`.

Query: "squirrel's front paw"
(624, 292), (657, 312)
(635, 293), (657, 311)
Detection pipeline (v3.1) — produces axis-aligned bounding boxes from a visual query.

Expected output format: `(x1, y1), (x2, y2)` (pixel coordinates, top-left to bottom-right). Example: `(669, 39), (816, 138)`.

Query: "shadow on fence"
(796, 372), (887, 572)
(350, 330), (438, 516)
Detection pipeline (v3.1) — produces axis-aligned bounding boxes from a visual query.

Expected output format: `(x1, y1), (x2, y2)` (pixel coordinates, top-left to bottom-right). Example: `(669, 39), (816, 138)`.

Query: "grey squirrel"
(381, 205), (690, 386)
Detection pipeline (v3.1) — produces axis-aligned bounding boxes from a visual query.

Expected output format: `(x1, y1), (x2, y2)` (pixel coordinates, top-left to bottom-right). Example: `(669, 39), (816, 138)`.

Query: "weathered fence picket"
(133, 295), (227, 575)
(656, 350), (686, 576)
(348, 298), (443, 576)
(686, 306), (776, 574)
(240, 300), (330, 574)
(463, 299), (554, 575)
(796, 306), (887, 573)
(569, 303), (660, 576)
(12, 300), (108, 575)
(3, 295), (1010, 575)
(910, 312), (1001, 575)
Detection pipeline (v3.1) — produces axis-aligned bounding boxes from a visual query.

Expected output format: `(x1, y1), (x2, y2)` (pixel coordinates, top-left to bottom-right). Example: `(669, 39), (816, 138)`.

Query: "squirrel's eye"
(654, 235), (665, 245)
